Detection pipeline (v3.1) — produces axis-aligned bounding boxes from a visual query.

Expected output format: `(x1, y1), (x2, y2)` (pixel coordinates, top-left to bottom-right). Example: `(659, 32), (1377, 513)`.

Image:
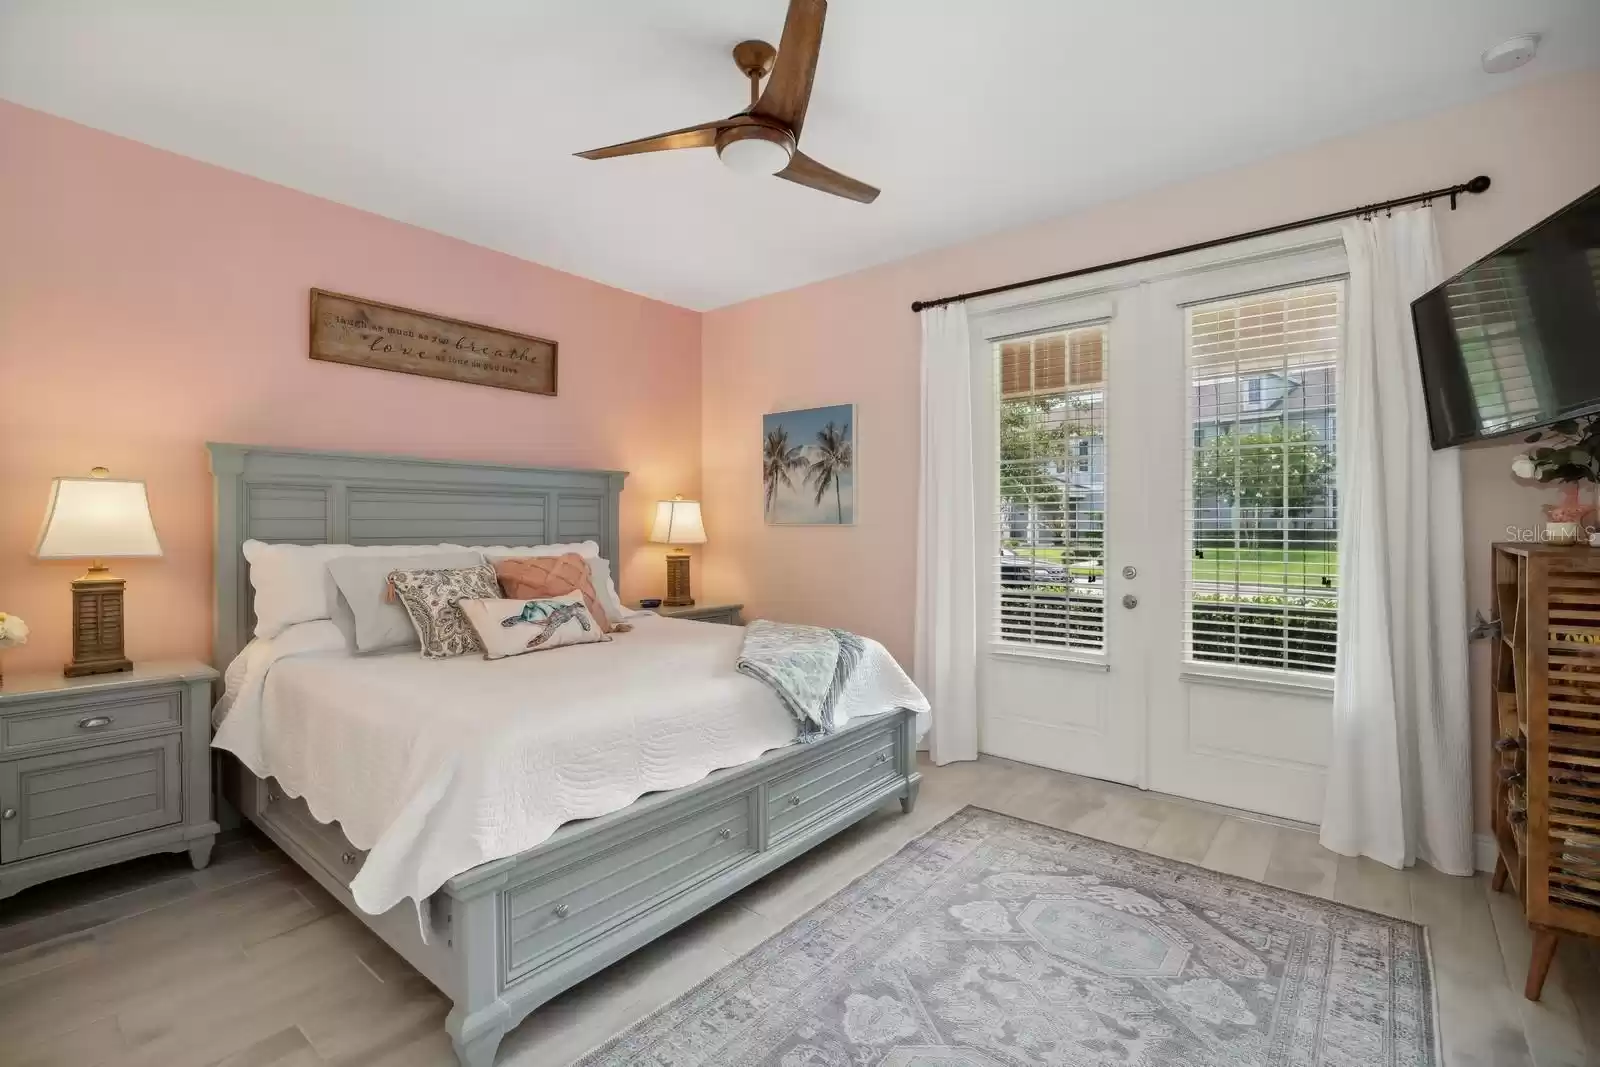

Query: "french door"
(971, 236), (1346, 823)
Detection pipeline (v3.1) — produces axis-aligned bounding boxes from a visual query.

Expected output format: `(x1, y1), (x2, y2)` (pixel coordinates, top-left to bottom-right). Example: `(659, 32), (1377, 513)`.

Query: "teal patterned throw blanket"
(737, 620), (864, 740)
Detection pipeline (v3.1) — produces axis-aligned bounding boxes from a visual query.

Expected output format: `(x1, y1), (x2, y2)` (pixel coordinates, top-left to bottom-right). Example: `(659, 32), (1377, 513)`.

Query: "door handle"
(1121, 594), (1138, 609)
(1121, 565), (1138, 580)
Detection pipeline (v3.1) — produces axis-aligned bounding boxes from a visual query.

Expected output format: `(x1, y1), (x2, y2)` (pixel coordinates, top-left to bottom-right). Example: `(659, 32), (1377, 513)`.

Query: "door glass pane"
(1186, 283), (1341, 674)
(993, 324), (1107, 651)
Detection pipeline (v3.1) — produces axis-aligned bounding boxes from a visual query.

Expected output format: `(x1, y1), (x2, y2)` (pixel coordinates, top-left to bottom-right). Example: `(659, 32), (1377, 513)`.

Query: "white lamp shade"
(35, 476), (163, 559)
(649, 499), (707, 545)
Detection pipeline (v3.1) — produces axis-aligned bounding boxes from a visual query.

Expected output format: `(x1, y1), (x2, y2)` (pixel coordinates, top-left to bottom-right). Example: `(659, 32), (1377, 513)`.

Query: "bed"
(208, 443), (924, 1067)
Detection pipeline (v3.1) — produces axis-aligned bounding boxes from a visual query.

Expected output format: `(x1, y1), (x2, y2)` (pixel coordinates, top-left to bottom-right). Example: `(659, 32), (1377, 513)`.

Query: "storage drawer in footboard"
(766, 722), (900, 844)
(503, 789), (757, 981)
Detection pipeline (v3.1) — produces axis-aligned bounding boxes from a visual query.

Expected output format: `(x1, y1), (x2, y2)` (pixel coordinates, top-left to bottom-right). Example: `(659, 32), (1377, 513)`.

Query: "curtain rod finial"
(911, 300), (926, 313)
(1467, 175), (1492, 194)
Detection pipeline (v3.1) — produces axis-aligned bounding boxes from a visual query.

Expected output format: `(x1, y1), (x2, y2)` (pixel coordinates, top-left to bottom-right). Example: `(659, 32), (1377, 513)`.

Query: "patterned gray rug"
(575, 806), (1439, 1067)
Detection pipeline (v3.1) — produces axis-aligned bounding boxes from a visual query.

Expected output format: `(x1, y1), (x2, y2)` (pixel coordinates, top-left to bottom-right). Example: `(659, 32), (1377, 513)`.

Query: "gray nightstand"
(0, 660), (220, 900)
(653, 603), (744, 626)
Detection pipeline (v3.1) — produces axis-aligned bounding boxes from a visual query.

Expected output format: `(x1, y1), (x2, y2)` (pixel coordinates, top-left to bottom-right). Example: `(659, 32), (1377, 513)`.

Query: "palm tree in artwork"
(763, 427), (807, 516)
(807, 421), (854, 523)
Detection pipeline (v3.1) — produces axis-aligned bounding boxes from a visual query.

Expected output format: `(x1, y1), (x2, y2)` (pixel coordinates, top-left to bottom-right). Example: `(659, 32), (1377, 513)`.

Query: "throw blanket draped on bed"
(736, 619), (865, 739)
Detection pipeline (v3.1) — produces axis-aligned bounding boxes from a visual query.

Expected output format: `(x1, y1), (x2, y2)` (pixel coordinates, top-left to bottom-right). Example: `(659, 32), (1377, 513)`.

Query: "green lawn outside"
(1005, 542), (1337, 592)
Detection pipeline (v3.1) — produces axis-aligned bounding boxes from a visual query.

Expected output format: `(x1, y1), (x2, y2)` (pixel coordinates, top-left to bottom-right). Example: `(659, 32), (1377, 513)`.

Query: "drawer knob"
(1, 808), (15, 821)
(718, 827), (734, 840)
(875, 752), (890, 765)
(341, 852), (356, 865)
(1493, 736), (1521, 752)
(77, 715), (114, 730)
(553, 903), (570, 919)
(787, 794), (802, 808)
(267, 790), (281, 803)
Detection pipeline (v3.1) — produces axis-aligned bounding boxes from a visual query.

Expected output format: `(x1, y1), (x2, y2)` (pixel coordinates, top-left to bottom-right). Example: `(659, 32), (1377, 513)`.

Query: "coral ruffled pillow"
(494, 553), (621, 633)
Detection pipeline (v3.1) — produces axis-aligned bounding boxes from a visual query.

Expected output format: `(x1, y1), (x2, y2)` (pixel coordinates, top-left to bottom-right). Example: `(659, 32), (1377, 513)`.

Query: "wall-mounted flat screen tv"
(1412, 182), (1600, 450)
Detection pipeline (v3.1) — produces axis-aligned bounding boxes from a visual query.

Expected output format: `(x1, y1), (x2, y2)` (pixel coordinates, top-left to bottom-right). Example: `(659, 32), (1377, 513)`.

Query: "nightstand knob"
(77, 715), (114, 730)
(553, 903), (570, 919)
(1, 808), (15, 821)
(1494, 736), (1521, 753)
(718, 827), (734, 840)
(875, 752), (890, 765)
(341, 852), (356, 865)
(267, 790), (280, 803)
(787, 794), (802, 808)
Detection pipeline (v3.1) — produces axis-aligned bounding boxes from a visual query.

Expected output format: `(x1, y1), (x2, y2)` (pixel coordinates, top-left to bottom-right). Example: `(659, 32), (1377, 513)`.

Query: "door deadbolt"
(1121, 594), (1139, 609)
(1121, 565), (1137, 580)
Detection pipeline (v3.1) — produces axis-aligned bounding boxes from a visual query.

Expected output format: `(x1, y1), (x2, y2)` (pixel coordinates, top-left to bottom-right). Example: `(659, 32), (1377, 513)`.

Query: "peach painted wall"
(0, 100), (702, 675)
(700, 70), (1600, 830)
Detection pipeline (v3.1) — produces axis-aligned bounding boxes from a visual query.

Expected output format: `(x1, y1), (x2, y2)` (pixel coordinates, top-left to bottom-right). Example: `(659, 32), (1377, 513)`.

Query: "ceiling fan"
(574, 0), (878, 204)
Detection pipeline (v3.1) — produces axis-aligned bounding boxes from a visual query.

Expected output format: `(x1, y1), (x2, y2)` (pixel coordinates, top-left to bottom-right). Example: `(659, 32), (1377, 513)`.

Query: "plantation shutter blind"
(994, 325), (1107, 651)
(1443, 258), (1542, 435)
(1185, 283), (1342, 675)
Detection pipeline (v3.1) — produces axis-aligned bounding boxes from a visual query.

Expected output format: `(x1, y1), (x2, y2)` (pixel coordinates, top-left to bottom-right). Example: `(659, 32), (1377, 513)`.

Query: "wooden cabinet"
(0, 661), (218, 898)
(1489, 544), (1600, 1000)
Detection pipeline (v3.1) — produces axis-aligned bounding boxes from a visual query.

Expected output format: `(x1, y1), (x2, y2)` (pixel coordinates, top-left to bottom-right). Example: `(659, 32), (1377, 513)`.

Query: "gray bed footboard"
(236, 707), (920, 1067)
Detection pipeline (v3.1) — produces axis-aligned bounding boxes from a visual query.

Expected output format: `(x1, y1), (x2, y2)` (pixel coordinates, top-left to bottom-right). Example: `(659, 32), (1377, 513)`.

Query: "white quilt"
(213, 614), (929, 916)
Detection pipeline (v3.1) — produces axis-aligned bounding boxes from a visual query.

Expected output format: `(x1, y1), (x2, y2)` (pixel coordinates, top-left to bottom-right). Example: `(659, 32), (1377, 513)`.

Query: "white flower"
(1512, 455), (1539, 480)
(0, 612), (28, 649)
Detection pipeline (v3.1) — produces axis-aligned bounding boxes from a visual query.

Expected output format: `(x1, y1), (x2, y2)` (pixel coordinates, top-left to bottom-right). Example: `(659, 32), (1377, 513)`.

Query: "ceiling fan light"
(718, 136), (791, 176)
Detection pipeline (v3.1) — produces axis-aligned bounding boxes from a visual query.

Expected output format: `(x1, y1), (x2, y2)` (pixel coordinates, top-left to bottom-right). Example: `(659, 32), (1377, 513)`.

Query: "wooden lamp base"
(664, 551), (694, 608)
(65, 567), (132, 677)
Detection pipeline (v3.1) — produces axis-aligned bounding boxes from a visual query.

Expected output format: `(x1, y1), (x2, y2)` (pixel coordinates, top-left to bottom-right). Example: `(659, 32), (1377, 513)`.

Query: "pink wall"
(700, 70), (1600, 830)
(0, 100), (702, 675)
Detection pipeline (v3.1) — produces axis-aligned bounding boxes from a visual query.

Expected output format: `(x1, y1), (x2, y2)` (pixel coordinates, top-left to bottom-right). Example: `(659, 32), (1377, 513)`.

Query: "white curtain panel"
(915, 303), (979, 764)
(1321, 207), (1473, 875)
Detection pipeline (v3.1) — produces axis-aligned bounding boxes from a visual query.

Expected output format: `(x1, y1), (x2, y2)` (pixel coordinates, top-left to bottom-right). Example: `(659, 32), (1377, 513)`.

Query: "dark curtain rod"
(909, 174), (1492, 313)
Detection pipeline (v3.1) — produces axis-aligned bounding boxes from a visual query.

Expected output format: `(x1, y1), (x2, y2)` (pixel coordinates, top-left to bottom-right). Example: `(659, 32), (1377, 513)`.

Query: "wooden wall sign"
(309, 289), (557, 396)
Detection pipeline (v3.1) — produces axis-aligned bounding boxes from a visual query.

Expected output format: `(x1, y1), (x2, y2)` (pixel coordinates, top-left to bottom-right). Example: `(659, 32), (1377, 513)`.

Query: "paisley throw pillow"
(387, 563), (502, 658)
(459, 591), (612, 660)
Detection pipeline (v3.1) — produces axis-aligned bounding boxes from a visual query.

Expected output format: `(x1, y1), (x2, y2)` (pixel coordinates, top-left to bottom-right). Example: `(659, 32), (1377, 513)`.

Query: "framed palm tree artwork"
(763, 404), (855, 525)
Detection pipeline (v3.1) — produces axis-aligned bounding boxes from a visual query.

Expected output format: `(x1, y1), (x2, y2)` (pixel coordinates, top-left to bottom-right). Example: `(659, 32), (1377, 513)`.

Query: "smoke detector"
(1482, 34), (1541, 74)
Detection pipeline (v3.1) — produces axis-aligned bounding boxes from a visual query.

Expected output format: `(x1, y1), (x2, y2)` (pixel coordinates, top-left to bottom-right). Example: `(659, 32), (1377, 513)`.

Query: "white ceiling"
(2, 1), (1597, 310)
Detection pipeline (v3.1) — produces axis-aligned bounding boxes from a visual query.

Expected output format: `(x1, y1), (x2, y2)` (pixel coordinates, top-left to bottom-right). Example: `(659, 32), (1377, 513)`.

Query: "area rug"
(575, 806), (1439, 1067)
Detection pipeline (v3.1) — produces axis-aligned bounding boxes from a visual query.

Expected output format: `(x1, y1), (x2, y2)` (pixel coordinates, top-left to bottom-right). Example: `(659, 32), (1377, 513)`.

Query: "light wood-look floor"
(2, 755), (1596, 1067)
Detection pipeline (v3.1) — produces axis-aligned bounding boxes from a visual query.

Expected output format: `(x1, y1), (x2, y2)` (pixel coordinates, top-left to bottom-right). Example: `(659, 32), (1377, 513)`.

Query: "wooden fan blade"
(575, 118), (750, 160)
(752, 0), (824, 137)
(777, 152), (878, 203)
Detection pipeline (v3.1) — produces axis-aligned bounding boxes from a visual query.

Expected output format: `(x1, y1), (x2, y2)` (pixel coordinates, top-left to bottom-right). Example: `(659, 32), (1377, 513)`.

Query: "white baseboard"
(1476, 833), (1499, 874)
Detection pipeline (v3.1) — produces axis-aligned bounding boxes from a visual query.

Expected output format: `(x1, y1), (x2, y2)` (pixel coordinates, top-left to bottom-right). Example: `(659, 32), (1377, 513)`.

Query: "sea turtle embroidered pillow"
(458, 591), (612, 660)
(387, 563), (502, 658)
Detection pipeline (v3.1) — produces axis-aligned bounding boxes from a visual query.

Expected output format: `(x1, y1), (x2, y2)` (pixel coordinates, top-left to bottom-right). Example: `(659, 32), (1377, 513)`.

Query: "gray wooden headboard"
(208, 443), (627, 668)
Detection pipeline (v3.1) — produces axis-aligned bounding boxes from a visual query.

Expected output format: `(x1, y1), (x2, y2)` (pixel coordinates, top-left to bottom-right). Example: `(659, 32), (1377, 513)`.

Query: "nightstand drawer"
(0, 690), (182, 754)
(1, 736), (183, 862)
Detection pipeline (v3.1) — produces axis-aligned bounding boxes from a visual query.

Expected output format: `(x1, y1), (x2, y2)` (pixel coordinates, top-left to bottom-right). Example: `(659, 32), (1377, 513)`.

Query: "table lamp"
(649, 497), (706, 607)
(34, 467), (163, 676)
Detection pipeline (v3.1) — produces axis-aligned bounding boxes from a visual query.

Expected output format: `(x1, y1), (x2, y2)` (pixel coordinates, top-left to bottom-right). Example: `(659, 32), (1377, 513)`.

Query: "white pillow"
(242, 540), (474, 639)
(475, 542), (627, 627)
(328, 550), (486, 654)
